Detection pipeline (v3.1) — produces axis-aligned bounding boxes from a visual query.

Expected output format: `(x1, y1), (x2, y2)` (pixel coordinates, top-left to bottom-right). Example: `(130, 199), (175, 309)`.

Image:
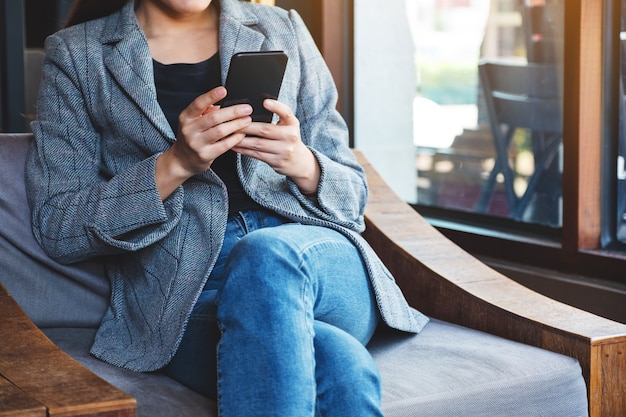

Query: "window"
(352, 0), (626, 320)
(357, 0), (564, 228)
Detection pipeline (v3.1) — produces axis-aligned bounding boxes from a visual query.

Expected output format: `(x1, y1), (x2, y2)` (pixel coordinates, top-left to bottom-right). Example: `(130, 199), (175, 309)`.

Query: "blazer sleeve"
(26, 33), (184, 264)
(285, 10), (368, 232)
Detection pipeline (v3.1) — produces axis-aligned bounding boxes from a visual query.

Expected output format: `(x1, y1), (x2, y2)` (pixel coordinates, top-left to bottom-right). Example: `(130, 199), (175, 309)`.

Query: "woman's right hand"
(155, 86), (253, 200)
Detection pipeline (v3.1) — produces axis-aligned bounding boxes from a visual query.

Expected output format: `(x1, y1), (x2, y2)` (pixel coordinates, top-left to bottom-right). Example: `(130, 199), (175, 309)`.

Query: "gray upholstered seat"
(43, 320), (587, 417)
(369, 320), (587, 416)
(1, 133), (588, 416)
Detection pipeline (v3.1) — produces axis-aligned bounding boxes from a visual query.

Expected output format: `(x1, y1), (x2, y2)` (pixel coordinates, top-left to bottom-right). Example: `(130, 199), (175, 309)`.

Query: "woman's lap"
(163, 210), (381, 415)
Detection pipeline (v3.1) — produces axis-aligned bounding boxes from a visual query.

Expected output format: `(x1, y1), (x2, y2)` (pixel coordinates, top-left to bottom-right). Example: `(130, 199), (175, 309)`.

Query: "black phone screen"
(222, 51), (288, 123)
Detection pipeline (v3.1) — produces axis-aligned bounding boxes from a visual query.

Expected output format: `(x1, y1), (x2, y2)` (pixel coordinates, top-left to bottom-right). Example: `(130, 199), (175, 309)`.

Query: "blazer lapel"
(101, 2), (173, 140)
(219, 0), (267, 83)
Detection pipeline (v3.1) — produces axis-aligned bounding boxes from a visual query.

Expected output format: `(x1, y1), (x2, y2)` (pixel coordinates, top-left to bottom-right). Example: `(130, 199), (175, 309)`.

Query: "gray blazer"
(26, 0), (428, 372)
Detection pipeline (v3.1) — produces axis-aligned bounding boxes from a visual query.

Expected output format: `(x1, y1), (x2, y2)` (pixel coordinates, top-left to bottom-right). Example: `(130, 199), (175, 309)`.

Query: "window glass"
(367, 0), (564, 228)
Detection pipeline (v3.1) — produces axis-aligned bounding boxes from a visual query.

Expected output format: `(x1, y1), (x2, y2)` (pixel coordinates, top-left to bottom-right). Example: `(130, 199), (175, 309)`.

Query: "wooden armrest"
(0, 283), (136, 417)
(355, 150), (626, 417)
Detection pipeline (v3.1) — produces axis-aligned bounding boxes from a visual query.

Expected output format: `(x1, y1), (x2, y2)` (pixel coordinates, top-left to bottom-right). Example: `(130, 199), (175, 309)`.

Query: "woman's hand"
(233, 99), (321, 196)
(156, 86), (253, 199)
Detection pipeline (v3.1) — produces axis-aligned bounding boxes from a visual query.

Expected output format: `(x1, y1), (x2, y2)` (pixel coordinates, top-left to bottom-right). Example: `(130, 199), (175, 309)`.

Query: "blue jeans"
(163, 210), (382, 416)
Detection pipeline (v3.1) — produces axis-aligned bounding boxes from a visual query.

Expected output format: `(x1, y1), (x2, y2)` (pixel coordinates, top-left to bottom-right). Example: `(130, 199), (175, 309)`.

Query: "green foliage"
(417, 61), (478, 105)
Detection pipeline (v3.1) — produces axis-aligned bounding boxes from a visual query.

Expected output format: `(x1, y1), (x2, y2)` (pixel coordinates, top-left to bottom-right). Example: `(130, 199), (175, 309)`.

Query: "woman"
(26, 0), (429, 415)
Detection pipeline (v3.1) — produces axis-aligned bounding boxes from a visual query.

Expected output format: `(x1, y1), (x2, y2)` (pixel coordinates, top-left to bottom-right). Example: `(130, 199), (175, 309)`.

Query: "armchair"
(1, 133), (625, 416)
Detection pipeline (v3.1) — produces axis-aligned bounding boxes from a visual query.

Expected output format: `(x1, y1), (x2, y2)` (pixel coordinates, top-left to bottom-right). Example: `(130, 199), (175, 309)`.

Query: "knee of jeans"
(218, 231), (308, 312)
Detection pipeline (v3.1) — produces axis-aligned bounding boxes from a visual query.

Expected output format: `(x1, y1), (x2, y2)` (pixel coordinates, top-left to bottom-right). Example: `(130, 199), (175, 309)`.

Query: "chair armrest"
(0, 282), (136, 417)
(355, 150), (626, 417)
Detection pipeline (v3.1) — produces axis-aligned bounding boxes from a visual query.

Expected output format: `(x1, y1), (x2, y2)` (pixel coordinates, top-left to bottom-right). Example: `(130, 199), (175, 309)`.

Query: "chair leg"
(513, 135), (561, 220)
(480, 159), (518, 214)
(476, 127), (518, 215)
(475, 160), (500, 213)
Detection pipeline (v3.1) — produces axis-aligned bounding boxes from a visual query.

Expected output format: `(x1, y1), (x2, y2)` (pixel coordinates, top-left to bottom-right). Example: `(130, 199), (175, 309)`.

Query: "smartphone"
(222, 51), (288, 123)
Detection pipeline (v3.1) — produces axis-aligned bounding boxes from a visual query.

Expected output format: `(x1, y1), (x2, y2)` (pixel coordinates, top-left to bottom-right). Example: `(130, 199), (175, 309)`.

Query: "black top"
(153, 53), (262, 216)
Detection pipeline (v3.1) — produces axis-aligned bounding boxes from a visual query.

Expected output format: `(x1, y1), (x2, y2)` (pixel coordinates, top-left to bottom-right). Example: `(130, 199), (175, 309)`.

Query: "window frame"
(452, 0), (626, 278)
(430, 0), (626, 286)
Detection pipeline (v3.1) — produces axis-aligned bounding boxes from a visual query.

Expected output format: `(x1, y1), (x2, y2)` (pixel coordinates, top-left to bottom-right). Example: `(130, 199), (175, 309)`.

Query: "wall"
(353, 0), (417, 203)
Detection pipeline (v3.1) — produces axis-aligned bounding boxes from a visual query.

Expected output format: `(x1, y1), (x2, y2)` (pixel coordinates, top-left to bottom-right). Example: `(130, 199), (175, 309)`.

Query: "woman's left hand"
(233, 99), (320, 196)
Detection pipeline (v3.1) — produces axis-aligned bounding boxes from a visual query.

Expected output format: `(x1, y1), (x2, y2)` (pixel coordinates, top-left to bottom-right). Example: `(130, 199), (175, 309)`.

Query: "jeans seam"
(301, 263), (317, 415)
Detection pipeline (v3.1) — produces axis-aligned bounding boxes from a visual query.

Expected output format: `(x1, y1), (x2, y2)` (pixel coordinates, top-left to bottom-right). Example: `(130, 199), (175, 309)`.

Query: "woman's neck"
(136, 1), (219, 64)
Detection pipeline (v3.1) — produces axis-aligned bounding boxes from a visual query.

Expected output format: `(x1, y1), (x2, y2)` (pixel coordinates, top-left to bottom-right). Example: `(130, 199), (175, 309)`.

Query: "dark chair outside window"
(475, 60), (562, 223)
